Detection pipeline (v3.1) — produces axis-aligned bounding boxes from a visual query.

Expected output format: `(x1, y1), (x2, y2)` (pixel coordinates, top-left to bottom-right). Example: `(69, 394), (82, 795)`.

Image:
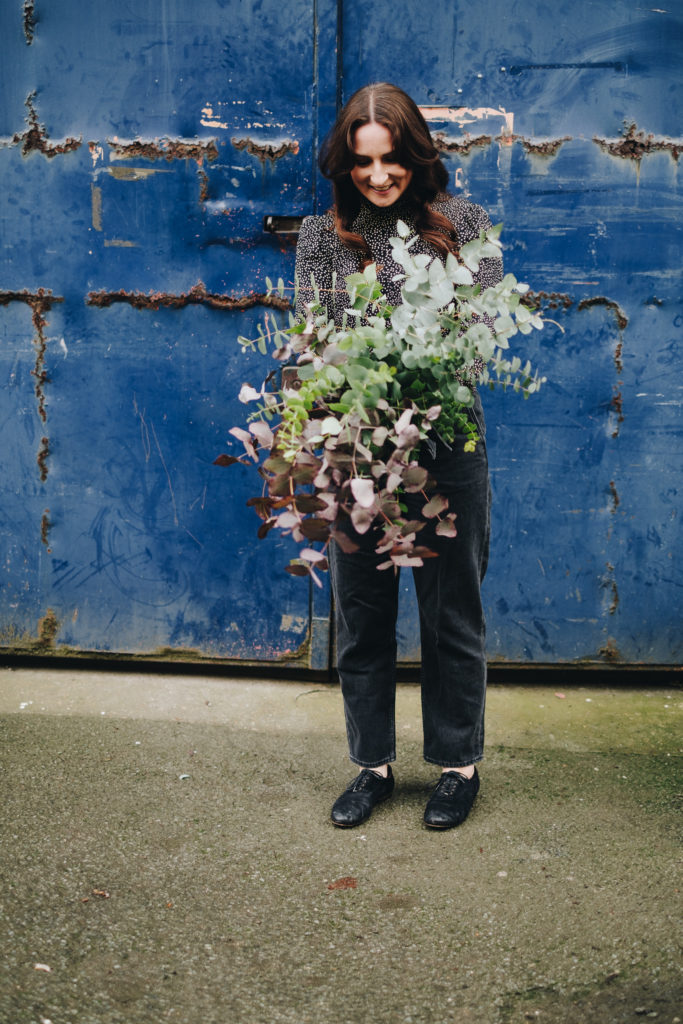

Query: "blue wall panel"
(0, 0), (680, 666)
(342, 0), (681, 665)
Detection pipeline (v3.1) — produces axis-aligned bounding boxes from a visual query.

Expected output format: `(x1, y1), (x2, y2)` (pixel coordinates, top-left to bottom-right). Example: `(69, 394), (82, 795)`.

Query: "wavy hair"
(319, 82), (459, 260)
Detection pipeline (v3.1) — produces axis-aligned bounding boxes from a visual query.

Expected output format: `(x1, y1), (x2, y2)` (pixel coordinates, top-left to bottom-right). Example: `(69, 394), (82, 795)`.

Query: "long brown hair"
(319, 82), (459, 260)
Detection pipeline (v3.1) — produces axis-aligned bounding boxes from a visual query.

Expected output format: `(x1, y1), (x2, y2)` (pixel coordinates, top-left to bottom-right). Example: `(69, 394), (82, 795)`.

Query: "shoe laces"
(435, 771), (469, 797)
(351, 769), (386, 792)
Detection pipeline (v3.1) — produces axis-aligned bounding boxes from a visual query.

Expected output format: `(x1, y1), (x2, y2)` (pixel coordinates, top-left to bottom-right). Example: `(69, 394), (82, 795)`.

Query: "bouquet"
(216, 221), (545, 584)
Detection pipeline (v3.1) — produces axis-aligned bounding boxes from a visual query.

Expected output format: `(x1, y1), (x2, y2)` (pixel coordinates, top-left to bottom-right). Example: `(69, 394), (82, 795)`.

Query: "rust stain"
(599, 637), (621, 661)
(594, 123), (681, 162)
(603, 563), (620, 616)
(108, 138), (219, 165)
(12, 92), (82, 158)
(609, 480), (620, 512)
(198, 168), (209, 202)
(41, 510), (51, 550)
(433, 133), (492, 155)
(432, 133), (571, 157)
(231, 137), (300, 162)
(0, 288), (63, 481)
(521, 290), (573, 311)
(577, 297), (627, 438)
(23, 1), (36, 43)
(518, 135), (572, 157)
(86, 281), (290, 312)
(36, 608), (60, 650)
(614, 337), (624, 376)
(611, 391), (624, 437)
(577, 296), (628, 331)
(37, 437), (50, 482)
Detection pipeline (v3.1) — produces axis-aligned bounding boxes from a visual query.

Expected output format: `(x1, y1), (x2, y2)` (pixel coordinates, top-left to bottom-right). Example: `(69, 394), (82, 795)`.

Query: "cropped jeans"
(329, 403), (491, 769)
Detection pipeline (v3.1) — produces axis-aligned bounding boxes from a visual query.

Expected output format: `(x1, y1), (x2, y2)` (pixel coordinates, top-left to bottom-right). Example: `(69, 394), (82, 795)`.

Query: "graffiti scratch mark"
(150, 421), (178, 527)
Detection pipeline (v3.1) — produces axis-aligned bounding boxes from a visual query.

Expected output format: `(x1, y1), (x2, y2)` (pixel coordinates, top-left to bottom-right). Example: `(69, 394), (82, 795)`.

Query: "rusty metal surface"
(0, 0), (332, 665)
(342, 0), (682, 666)
(0, 0), (681, 666)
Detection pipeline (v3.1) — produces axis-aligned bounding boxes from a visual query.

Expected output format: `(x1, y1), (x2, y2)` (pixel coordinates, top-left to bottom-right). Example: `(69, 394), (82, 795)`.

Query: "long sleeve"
(294, 214), (334, 322)
(440, 197), (503, 290)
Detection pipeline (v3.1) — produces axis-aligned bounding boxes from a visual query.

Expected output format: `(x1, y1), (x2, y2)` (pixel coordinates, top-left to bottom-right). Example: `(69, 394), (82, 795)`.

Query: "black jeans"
(329, 408), (491, 769)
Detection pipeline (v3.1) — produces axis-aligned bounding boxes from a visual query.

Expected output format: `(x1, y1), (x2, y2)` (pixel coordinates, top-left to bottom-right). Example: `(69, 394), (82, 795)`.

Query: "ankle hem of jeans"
(349, 756), (396, 769)
(424, 755), (483, 768)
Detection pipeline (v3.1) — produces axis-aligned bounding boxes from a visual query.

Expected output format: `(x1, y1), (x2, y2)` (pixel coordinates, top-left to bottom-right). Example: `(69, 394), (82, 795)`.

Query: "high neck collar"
(354, 194), (415, 225)
(358, 197), (411, 220)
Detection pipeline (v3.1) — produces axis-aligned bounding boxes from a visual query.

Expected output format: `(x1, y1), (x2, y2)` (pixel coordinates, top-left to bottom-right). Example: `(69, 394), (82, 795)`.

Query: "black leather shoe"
(330, 766), (394, 828)
(423, 767), (480, 829)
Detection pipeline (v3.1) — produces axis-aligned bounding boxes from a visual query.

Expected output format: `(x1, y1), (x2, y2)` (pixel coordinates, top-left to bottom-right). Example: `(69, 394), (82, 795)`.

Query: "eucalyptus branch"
(217, 222), (547, 583)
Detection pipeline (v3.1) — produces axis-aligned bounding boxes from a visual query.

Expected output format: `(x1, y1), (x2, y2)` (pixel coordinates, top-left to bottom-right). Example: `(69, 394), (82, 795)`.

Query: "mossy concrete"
(0, 668), (680, 1024)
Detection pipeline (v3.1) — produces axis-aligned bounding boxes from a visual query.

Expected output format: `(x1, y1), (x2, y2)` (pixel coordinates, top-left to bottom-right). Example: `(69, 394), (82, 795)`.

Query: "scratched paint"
(0, 0), (681, 666)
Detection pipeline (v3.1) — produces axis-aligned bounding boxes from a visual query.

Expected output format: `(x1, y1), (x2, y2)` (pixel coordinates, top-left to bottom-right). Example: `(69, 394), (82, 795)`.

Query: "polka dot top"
(294, 193), (503, 325)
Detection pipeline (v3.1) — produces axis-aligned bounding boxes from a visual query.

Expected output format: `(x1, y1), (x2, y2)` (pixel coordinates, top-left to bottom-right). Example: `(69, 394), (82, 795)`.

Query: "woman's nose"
(369, 161), (388, 184)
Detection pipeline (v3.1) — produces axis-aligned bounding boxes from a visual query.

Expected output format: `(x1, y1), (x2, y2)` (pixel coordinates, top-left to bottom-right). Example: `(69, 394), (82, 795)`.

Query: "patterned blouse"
(294, 193), (503, 325)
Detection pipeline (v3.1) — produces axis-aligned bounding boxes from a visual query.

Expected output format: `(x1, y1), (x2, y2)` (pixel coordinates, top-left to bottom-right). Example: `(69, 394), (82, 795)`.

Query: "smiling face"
(349, 122), (413, 207)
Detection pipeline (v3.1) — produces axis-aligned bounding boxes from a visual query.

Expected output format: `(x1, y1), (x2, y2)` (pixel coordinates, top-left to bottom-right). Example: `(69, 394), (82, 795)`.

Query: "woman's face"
(350, 122), (413, 207)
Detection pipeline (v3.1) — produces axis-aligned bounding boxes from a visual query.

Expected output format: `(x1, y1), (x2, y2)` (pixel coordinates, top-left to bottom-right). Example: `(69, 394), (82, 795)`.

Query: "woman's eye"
(383, 153), (399, 163)
(354, 157), (371, 166)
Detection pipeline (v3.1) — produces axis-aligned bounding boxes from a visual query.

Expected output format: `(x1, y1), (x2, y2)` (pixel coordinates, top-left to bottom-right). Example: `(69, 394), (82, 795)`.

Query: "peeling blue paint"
(0, 0), (680, 666)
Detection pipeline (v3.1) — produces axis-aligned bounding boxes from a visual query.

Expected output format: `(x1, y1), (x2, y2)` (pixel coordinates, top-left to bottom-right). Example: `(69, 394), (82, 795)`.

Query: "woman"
(294, 83), (502, 830)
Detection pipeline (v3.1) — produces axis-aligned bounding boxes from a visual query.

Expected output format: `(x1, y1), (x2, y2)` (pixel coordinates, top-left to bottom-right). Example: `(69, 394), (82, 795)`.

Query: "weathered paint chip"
(108, 138), (219, 164)
(23, 0), (36, 44)
(86, 281), (290, 312)
(594, 123), (681, 162)
(12, 93), (81, 158)
(91, 185), (103, 231)
(231, 137), (300, 162)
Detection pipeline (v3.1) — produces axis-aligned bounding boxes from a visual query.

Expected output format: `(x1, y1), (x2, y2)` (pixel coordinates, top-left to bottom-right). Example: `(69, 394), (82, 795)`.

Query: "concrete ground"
(0, 667), (680, 1024)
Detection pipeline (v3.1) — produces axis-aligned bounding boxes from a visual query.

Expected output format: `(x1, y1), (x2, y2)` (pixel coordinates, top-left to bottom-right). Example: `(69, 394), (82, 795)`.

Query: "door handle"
(263, 215), (305, 235)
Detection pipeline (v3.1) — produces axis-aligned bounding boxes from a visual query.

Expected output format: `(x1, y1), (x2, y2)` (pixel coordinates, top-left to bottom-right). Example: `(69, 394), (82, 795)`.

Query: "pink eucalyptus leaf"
(395, 408), (414, 433)
(350, 477), (376, 508)
(422, 495), (449, 519)
(435, 517), (458, 538)
(318, 501), (339, 522)
(229, 426), (253, 445)
(422, 494), (449, 518)
(275, 511), (301, 530)
(300, 548), (326, 563)
(238, 384), (262, 403)
(309, 566), (323, 588)
(395, 424), (420, 451)
(249, 421), (274, 448)
(391, 554), (424, 567)
(350, 505), (376, 535)
(403, 466), (429, 492)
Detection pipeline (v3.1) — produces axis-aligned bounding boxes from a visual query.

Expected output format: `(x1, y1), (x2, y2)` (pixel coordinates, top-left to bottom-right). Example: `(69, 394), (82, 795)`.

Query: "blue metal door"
(1, 1), (681, 667)
(0, 0), (337, 665)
